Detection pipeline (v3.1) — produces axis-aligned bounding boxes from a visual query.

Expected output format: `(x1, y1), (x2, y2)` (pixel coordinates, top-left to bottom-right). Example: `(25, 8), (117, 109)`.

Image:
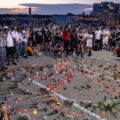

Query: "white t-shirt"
(11, 31), (20, 42)
(102, 30), (110, 41)
(86, 34), (93, 47)
(6, 32), (14, 47)
(87, 34), (93, 42)
(22, 30), (28, 43)
(95, 30), (101, 40)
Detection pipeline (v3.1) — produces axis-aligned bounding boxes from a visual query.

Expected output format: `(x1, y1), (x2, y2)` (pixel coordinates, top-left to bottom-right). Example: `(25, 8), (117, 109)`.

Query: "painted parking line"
(32, 80), (106, 120)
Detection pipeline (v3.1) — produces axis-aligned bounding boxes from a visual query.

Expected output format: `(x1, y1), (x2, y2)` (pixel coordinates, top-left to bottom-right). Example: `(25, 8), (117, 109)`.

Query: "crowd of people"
(0, 22), (120, 72)
(0, 21), (120, 119)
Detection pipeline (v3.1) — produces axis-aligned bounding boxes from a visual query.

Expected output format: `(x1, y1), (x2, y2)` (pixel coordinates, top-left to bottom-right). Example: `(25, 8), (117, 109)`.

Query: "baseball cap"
(3, 26), (8, 29)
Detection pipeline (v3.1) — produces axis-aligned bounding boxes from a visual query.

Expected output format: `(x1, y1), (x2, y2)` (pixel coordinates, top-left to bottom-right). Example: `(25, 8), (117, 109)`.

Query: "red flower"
(114, 77), (117, 80)
(81, 69), (84, 73)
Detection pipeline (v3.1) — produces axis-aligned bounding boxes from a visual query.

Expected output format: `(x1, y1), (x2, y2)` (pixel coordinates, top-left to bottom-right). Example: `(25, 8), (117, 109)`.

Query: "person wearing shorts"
(94, 28), (102, 51)
(4, 26), (17, 66)
(35, 27), (44, 55)
(44, 27), (52, 53)
(77, 30), (84, 57)
(86, 31), (93, 56)
(102, 29), (110, 50)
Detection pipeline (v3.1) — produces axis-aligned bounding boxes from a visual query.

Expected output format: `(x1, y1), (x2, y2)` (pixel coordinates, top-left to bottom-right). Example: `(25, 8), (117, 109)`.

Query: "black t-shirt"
(31, 32), (36, 44)
(55, 31), (61, 40)
(45, 30), (51, 41)
(35, 31), (43, 42)
(71, 32), (77, 42)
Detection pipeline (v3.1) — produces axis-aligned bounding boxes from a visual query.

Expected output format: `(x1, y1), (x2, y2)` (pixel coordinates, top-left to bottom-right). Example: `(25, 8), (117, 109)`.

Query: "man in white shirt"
(4, 26), (17, 66)
(94, 28), (102, 50)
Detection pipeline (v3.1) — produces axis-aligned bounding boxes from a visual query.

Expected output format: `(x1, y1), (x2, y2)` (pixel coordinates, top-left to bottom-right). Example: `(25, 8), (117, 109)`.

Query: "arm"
(0, 105), (9, 120)
(33, 34), (36, 42)
(0, 34), (2, 40)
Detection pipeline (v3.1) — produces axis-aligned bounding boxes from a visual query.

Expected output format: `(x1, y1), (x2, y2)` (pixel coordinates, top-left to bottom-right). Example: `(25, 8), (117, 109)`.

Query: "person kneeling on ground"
(54, 42), (64, 57)
(27, 41), (41, 56)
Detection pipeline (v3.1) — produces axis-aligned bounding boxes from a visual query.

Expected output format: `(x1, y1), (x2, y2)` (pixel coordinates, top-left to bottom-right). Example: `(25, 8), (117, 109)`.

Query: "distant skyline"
(0, 0), (119, 14)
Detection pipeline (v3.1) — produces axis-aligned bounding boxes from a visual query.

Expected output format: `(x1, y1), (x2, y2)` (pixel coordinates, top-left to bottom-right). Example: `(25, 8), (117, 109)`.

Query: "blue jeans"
(0, 47), (6, 69)
(15, 41), (20, 58)
(23, 42), (27, 56)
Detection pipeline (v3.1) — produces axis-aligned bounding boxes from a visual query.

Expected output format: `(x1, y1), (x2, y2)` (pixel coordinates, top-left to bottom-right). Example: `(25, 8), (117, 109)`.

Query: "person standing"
(86, 31), (93, 56)
(44, 27), (52, 53)
(63, 27), (71, 55)
(77, 30), (84, 57)
(94, 28), (102, 51)
(35, 26), (44, 55)
(0, 28), (7, 71)
(4, 26), (17, 66)
(54, 27), (61, 45)
(70, 28), (77, 56)
(22, 26), (29, 58)
(102, 28), (110, 50)
(11, 25), (22, 62)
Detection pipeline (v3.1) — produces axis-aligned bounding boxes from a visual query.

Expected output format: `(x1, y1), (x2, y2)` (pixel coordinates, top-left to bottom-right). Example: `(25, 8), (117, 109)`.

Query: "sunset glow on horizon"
(0, 0), (119, 8)
(0, 0), (119, 14)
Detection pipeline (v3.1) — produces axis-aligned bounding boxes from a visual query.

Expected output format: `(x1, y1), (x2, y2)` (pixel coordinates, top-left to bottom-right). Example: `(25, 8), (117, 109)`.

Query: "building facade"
(93, 2), (120, 25)
(53, 15), (78, 25)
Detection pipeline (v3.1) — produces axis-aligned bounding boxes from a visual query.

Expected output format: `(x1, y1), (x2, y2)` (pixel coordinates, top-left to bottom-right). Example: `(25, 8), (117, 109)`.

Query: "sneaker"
(23, 56), (28, 58)
(6, 63), (10, 66)
(12, 62), (17, 65)
(73, 51), (76, 56)
(88, 54), (92, 57)
(39, 52), (43, 56)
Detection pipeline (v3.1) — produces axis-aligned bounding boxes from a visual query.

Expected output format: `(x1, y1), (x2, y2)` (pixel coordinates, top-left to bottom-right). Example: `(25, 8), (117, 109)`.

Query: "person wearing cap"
(4, 26), (17, 66)
(0, 28), (7, 71)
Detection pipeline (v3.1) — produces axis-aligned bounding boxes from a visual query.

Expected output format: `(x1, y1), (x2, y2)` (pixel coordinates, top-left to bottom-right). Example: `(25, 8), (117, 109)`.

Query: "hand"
(0, 104), (7, 114)
(0, 104), (9, 120)
(8, 113), (12, 120)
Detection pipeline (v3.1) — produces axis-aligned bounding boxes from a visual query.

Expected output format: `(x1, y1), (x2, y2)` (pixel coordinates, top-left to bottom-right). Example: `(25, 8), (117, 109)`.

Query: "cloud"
(0, 8), (16, 14)
(0, 7), (37, 14)
(20, 3), (93, 14)
(0, 4), (93, 14)
(84, 8), (93, 11)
